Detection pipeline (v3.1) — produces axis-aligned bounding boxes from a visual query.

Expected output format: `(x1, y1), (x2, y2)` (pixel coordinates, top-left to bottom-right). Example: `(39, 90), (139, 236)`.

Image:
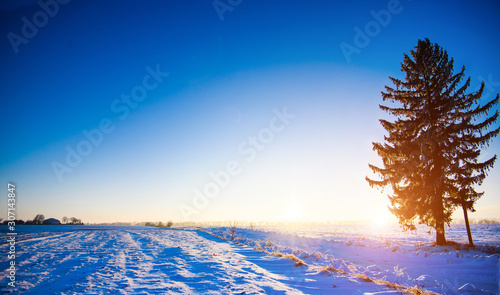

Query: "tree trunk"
(435, 219), (446, 246)
(462, 205), (474, 247)
(433, 183), (447, 246)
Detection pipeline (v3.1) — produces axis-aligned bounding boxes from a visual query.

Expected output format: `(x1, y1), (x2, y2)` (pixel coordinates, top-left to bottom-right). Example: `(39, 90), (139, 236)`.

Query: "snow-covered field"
(0, 224), (499, 294)
(203, 224), (500, 294)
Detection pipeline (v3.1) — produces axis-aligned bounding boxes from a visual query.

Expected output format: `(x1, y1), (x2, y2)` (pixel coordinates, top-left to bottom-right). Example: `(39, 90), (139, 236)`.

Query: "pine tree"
(366, 39), (499, 246)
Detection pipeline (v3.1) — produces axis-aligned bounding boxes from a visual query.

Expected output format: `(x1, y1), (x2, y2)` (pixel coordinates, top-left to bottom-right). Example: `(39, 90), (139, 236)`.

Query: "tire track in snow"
(154, 230), (305, 294)
(1, 231), (114, 293)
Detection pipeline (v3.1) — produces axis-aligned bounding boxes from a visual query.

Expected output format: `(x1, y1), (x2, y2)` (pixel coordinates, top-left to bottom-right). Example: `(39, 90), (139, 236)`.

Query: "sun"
(285, 203), (302, 220)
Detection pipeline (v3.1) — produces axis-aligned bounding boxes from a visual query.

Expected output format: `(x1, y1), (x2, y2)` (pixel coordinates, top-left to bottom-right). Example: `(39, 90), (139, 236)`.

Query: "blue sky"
(1, 0), (499, 223)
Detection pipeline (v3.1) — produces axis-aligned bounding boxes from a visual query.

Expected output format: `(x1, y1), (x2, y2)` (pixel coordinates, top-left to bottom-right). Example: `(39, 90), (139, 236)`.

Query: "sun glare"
(285, 203), (302, 220)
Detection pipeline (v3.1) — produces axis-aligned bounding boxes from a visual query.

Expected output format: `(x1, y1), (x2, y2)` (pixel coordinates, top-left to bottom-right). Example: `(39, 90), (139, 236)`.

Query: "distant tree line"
(1, 214), (83, 225)
(61, 216), (83, 225)
(87, 222), (134, 226)
(85, 221), (176, 226)
(144, 221), (174, 228)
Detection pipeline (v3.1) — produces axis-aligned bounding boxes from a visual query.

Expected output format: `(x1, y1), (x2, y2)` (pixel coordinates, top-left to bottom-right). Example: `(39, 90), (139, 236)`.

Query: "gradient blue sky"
(1, 0), (499, 223)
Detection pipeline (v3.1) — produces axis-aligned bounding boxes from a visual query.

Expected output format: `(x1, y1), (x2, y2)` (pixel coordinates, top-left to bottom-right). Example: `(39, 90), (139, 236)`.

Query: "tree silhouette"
(33, 214), (45, 225)
(367, 39), (499, 246)
(62, 216), (68, 224)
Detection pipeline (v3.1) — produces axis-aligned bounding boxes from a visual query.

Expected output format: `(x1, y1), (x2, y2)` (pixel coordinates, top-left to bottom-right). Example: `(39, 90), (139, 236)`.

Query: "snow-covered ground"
(203, 224), (500, 294)
(0, 224), (499, 294)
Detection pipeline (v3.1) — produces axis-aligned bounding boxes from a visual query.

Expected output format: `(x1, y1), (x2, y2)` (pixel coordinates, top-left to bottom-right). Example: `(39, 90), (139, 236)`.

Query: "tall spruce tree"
(366, 39), (499, 246)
